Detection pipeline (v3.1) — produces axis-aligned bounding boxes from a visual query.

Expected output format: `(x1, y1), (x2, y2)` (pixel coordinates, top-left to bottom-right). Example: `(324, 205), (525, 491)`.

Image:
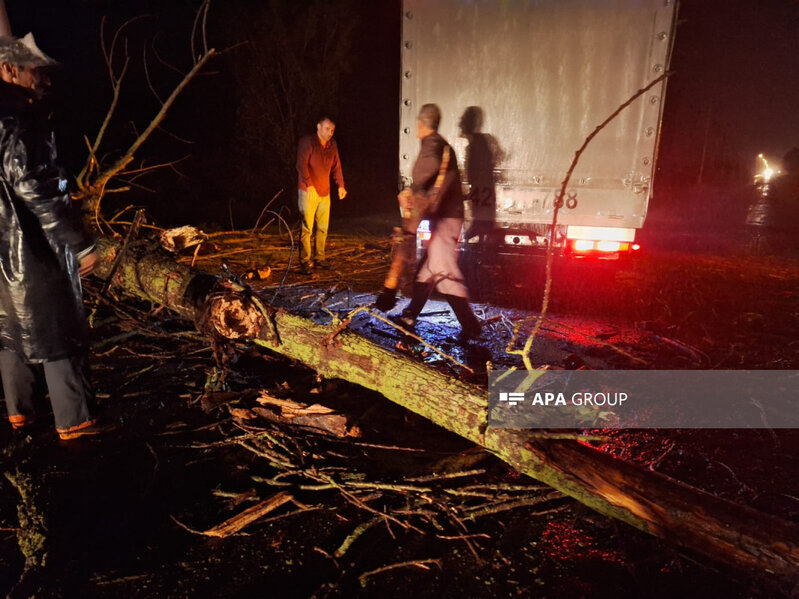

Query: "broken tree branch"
(77, 3), (217, 220)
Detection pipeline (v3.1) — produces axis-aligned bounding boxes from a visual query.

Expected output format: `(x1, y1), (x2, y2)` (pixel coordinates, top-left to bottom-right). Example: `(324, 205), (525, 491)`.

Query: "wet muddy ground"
(0, 217), (798, 598)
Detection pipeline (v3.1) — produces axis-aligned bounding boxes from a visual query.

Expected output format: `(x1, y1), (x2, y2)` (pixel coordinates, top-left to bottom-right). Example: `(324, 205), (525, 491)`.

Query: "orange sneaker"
(57, 419), (117, 441)
(8, 414), (35, 430)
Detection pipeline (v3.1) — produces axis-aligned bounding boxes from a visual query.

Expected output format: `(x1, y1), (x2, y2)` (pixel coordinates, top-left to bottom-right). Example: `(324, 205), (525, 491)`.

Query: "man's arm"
(296, 136), (313, 191)
(410, 137), (442, 194)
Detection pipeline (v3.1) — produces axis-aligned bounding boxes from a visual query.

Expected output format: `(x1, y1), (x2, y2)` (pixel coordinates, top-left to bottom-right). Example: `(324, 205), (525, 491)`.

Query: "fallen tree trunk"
(93, 237), (799, 580)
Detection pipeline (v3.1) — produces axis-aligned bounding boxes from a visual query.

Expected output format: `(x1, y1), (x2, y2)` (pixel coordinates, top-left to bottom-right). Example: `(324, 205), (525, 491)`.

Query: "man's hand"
(338, 187), (347, 200)
(79, 252), (97, 277)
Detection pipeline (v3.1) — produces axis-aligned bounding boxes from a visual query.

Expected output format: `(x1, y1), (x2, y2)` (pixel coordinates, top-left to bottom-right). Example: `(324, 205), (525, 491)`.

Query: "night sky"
(3, 0), (799, 226)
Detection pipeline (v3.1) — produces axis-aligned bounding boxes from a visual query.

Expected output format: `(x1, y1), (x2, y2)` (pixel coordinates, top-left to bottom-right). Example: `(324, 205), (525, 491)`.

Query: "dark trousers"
(1, 349), (94, 431)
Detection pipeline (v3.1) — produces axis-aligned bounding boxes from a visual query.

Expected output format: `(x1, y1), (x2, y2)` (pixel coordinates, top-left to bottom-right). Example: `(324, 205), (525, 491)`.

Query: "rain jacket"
(0, 80), (93, 362)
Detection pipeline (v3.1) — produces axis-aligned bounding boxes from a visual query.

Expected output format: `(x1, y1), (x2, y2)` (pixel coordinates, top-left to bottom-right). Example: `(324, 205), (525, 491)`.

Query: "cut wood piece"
(93, 236), (799, 580)
(201, 491), (293, 538)
(252, 393), (358, 438)
(251, 406), (353, 438)
(257, 394), (336, 416)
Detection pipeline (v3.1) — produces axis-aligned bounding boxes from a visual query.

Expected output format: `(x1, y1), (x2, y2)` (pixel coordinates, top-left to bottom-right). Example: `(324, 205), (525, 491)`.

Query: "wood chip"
(201, 491), (293, 538)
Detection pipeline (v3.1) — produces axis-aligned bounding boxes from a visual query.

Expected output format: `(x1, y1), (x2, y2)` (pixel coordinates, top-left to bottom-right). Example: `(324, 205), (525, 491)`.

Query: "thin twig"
(251, 189), (284, 234)
(358, 559), (442, 586)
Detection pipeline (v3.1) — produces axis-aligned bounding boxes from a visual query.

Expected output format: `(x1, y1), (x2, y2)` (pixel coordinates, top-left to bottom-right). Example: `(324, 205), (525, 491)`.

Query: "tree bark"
(93, 237), (799, 580)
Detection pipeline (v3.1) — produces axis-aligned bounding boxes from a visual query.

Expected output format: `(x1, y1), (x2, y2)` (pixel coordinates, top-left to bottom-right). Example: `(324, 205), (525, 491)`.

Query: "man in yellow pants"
(296, 115), (346, 274)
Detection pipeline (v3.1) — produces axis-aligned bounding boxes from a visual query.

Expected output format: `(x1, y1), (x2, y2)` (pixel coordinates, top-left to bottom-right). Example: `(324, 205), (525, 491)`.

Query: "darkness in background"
(2, 0), (798, 231)
(4, 0), (400, 228)
(336, 0), (402, 218)
(5, 0), (231, 225)
(653, 0), (799, 230)
(659, 0), (799, 174)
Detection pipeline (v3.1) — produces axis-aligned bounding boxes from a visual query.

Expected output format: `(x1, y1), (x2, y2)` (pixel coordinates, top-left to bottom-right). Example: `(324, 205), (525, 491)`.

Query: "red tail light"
(566, 226), (637, 256)
(569, 239), (632, 255)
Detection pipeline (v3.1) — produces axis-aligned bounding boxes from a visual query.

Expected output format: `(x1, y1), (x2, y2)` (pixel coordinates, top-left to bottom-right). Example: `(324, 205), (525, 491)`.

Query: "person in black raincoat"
(0, 34), (101, 440)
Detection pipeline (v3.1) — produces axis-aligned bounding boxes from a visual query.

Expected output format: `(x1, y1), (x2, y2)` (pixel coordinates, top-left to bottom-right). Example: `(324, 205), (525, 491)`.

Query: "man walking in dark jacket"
(376, 104), (481, 339)
(296, 115), (346, 275)
(0, 34), (102, 440)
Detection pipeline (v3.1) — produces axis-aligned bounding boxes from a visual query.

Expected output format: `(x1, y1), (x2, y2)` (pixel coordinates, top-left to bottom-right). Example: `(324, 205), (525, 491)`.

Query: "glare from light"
(597, 240), (622, 252)
(755, 154), (781, 183)
(566, 225), (635, 242)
